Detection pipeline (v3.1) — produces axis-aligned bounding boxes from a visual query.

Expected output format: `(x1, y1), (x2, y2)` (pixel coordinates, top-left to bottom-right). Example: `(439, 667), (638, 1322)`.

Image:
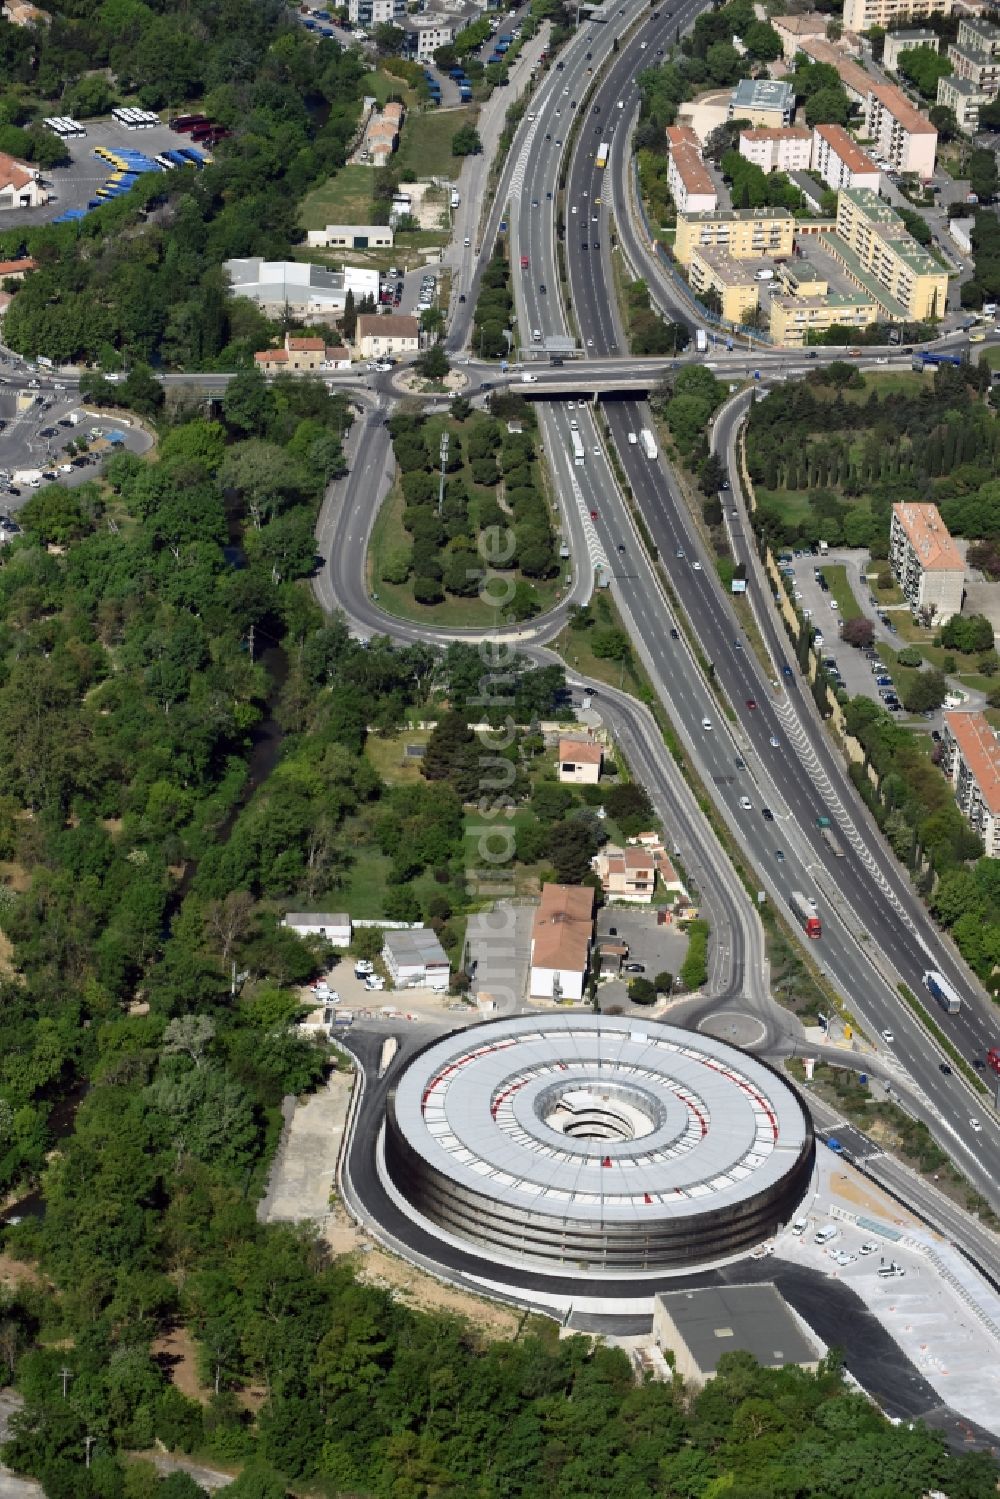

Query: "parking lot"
(595, 906), (689, 1011)
(466, 905), (534, 1013)
(784, 550), (904, 711)
(0, 118), (201, 230)
(0, 386), (153, 512)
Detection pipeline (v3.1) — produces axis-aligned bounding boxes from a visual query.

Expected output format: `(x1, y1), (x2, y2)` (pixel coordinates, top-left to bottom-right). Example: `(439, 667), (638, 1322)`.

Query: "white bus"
(570, 430), (585, 467)
(639, 428), (657, 459)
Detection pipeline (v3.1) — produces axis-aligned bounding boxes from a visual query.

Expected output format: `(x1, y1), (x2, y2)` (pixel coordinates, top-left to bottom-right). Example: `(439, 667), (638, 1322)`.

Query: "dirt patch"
(324, 1205), (520, 1338)
(828, 1167), (922, 1229)
(0, 862), (31, 892)
(151, 1326), (208, 1405)
(0, 1252), (45, 1291)
(101, 817), (124, 837)
(0, 931), (17, 979)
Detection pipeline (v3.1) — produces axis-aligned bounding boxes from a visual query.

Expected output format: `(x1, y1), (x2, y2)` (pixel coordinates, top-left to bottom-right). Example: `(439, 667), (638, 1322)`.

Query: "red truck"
(789, 891), (821, 939)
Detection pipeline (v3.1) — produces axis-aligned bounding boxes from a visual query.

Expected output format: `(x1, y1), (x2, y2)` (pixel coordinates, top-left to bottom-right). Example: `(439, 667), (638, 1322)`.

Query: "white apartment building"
(347, 0), (404, 23)
(665, 125), (717, 213)
(948, 16), (1000, 93)
(883, 29), (938, 73)
(843, 0), (952, 35)
(810, 124), (881, 192)
(937, 74), (993, 131)
(864, 83), (937, 178)
(941, 712), (1000, 856)
(889, 502), (965, 624)
(403, 15), (455, 58)
(738, 126), (812, 174)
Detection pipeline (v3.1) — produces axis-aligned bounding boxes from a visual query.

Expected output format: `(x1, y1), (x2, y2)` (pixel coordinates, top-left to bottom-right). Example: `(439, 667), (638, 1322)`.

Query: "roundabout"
(380, 1014), (814, 1276)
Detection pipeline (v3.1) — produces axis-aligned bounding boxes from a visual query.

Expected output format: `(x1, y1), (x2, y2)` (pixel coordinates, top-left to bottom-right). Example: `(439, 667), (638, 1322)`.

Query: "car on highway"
(746, 698), (756, 710)
(970, 1117), (983, 1132)
(881, 1029), (895, 1044)
(592, 446), (600, 456)
(738, 796), (752, 811)
(675, 548), (684, 558)
(539, 282), (546, 294)
(520, 254), (529, 268)
(938, 1061), (952, 1074)
(693, 561), (702, 571)
(762, 807), (774, 821)
(463, 236), (471, 247)
(590, 509), (598, 520)
(701, 717), (712, 730)
(670, 627), (679, 639)
(627, 431), (637, 444)
(775, 850), (784, 861)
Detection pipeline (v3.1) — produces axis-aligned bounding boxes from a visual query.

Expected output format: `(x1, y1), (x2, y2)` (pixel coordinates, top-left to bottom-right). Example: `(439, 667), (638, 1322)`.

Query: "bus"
(911, 351), (963, 371)
(923, 969), (961, 1014)
(639, 428), (657, 459)
(596, 141), (609, 168)
(789, 891), (821, 939)
(570, 430), (585, 467)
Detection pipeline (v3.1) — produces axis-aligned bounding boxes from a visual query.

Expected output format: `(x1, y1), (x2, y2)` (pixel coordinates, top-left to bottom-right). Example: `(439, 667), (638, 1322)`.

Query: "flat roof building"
(225, 258), (380, 319)
(883, 28), (939, 72)
(653, 1285), (821, 1385)
(889, 501), (965, 624)
(863, 82), (937, 178)
(948, 16), (1000, 93)
(833, 187), (947, 321)
(383, 927), (451, 990)
(936, 73), (994, 131)
(811, 124), (881, 192)
(674, 206), (795, 266)
(688, 246), (761, 324)
(729, 77), (795, 127)
(305, 223), (395, 250)
(941, 712), (1000, 856)
(665, 125), (717, 214)
(769, 290), (878, 346)
(529, 883), (594, 1001)
(738, 126), (812, 174)
(281, 912), (352, 945)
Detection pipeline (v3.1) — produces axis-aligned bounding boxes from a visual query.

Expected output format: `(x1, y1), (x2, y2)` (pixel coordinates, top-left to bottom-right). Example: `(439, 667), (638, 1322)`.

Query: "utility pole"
(84, 1436), (95, 1469)
(58, 1367), (72, 1399)
(437, 431), (449, 516)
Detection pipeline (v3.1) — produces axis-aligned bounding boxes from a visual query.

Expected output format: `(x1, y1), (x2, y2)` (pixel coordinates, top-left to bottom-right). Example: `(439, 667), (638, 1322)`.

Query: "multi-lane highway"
(519, 6), (1000, 1200)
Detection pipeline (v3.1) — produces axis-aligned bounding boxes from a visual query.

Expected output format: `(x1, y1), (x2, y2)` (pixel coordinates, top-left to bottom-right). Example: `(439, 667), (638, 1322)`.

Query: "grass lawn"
(822, 563), (862, 621)
(369, 68), (418, 107)
(299, 164), (374, 232)
(365, 729), (433, 786)
(980, 346), (1000, 370)
(753, 486), (815, 528)
(552, 594), (654, 699)
(333, 837), (392, 919)
(395, 106), (479, 180)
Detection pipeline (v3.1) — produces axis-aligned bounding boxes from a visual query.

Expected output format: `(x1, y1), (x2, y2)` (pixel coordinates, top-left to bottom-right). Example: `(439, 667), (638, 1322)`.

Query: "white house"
(557, 736), (603, 785)
(281, 912), (352, 946)
(382, 928), (451, 990)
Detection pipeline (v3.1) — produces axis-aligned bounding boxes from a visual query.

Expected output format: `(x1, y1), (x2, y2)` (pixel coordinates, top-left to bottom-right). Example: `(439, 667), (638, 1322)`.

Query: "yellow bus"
(596, 141), (609, 168)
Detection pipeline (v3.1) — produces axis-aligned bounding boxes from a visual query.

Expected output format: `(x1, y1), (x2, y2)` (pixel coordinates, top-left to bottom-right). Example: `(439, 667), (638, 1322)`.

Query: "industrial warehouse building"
(653, 1285), (821, 1385)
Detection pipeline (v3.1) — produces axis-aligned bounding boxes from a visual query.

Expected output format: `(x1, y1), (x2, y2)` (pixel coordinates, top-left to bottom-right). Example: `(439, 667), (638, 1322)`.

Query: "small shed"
(281, 912), (352, 946)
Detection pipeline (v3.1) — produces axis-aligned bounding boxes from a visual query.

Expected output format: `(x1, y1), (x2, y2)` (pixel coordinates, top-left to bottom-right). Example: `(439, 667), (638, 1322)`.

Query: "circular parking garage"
(382, 1014), (814, 1274)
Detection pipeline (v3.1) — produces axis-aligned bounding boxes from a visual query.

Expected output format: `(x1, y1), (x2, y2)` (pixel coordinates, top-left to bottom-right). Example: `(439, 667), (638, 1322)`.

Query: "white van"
(814, 1224), (838, 1245)
(791, 1217), (808, 1237)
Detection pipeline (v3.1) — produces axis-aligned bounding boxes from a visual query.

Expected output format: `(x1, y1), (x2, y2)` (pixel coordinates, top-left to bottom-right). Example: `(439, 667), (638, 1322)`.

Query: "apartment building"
(738, 126), (812, 174)
(941, 712), (1000, 856)
(937, 73), (993, 130)
(674, 206), (795, 266)
(403, 15), (455, 58)
(948, 16), (1000, 92)
(883, 28), (939, 72)
(834, 187), (947, 320)
(889, 502), (965, 624)
(796, 37), (874, 105)
(347, 0), (404, 23)
(665, 125), (717, 213)
(688, 247), (760, 323)
(769, 291), (878, 346)
(811, 124), (881, 192)
(728, 78), (795, 127)
(843, 0), (952, 34)
(864, 83), (937, 178)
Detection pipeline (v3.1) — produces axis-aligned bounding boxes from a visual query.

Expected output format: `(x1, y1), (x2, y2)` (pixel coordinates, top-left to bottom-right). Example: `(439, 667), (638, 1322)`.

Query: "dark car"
(539, 282), (546, 294)
(762, 807), (774, 821)
(939, 1062), (953, 1075)
(625, 962), (645, 973)
(458, 293), (466, 303)
(782, 664), (793, 678)
(775, 849), (785, 861)
(931, 729), (942, 742)
(670, 627), (679, 639)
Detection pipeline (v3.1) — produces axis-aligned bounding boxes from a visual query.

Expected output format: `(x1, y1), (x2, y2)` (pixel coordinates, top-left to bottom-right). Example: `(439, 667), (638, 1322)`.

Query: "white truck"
(450, 188), (460, 208)
(695, 329), (708, 353)
(13, 469), (43, 488)
(639, 428), (657, 459)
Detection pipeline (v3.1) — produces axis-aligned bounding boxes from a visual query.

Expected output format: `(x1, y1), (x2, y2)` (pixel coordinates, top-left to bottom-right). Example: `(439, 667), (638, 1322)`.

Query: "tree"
(840, 616), (875, 648)
(627, 977), (656, 1004)
(804, 87), (850, 126)
(452, 125), (483, 156)
(416, 345), (449, 379)
(896, 45), (952, 101)
(941, 613), (994, 654)
(970, 148), (999, 202)
(341, 288), (357, 343)
(902, 668), (947, 713)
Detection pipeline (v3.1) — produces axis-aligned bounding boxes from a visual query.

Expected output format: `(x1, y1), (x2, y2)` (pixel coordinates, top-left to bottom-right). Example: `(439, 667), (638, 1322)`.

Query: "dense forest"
(745, 360), (1000, 551)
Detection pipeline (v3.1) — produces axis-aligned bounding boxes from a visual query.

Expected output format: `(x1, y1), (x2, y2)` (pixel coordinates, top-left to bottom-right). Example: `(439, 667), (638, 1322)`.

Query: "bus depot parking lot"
(0, 118), (202, 229)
